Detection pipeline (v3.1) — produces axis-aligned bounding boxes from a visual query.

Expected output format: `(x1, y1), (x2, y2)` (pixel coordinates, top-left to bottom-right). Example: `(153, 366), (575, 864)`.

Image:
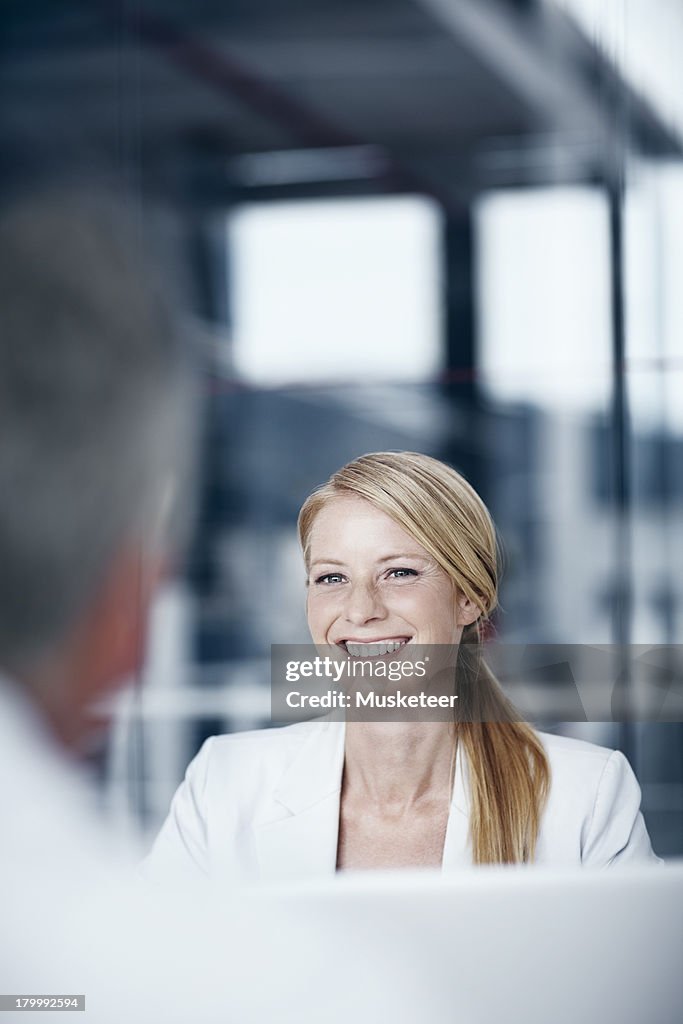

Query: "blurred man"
(0, 191), (195, 876)
(0, 192), (223, 1023)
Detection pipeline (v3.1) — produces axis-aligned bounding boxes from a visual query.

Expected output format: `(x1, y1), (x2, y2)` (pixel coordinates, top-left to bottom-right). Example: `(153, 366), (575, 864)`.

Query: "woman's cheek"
(306, 593), (333, 633)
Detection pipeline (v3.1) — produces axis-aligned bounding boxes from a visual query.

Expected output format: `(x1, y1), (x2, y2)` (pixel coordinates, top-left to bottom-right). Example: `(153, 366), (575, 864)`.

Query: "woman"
(145, 452), (658, 881)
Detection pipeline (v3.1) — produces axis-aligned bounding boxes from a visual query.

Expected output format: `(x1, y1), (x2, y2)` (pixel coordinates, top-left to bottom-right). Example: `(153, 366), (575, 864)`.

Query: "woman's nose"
(343, 581), (386, 625)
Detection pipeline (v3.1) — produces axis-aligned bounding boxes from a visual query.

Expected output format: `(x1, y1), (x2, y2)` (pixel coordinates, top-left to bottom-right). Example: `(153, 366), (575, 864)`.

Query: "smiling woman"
(144, 452), (659, 881)
(304, 494), (477, 653)
(299, 452), (545, 867)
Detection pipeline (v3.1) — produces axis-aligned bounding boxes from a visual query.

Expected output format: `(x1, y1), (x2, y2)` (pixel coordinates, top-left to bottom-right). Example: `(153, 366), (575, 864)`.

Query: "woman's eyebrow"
(309, 553), (429, 568)
(376, 552), (428, 563)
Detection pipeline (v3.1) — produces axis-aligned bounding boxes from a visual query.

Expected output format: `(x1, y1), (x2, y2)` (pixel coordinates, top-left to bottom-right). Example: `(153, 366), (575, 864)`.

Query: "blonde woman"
(145, 452), (658, 880)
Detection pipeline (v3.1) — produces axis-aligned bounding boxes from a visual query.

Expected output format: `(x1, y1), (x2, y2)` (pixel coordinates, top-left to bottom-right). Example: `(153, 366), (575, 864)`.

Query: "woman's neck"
(343, 721), (456, 815)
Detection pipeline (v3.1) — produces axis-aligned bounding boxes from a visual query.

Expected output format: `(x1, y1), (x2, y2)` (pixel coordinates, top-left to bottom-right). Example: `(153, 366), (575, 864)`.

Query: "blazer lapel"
(253, 720), (346, 882)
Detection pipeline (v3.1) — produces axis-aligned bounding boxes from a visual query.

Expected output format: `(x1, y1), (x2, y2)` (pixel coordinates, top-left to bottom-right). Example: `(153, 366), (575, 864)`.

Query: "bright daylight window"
(228, 195), (442, 386)
(475, 186), (612, 413)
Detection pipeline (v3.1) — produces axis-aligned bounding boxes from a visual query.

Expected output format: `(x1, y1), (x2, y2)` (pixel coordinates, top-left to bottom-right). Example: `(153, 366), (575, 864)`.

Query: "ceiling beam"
(414, 0), (681, 161)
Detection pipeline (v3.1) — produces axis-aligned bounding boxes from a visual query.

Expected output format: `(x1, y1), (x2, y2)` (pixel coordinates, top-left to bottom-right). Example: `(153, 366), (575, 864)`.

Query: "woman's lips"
(337, 637), (412, 657)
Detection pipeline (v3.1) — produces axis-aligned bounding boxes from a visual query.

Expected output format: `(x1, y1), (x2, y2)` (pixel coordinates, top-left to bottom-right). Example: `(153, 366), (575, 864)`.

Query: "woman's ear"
(456, 591), (480, 627)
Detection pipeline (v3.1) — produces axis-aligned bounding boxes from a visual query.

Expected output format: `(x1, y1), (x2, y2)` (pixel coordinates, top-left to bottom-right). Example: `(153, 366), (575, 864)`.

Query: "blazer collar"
(274, 719), (346, 815)
(253, 720), (472, 881)
(253, 720), (345, 882)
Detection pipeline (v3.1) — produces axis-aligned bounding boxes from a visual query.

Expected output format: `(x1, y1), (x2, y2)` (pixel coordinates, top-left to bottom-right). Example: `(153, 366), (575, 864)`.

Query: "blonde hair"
(298, 451), (550, 864)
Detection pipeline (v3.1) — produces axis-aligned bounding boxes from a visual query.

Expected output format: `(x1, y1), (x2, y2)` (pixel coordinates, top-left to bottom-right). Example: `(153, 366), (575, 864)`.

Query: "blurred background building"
(2, 0), (682, 854)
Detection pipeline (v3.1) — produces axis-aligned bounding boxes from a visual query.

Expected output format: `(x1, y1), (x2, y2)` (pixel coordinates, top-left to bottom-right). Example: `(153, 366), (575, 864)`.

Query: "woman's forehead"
(308, 496), (429, 558)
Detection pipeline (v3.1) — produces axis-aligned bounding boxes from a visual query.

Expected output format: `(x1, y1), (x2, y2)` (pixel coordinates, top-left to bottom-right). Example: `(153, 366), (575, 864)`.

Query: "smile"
(339, 638), (410, 657)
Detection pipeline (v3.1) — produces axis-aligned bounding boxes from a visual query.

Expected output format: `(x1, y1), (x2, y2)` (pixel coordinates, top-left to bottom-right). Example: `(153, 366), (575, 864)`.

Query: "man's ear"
(79, 542), (167, 703)
(43, 542), (168, 749)
(456, 591), (481, 627)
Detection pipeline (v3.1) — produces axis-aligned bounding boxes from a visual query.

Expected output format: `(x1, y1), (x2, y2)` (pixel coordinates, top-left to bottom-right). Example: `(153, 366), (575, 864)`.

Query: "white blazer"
(143, 721), (659, 883)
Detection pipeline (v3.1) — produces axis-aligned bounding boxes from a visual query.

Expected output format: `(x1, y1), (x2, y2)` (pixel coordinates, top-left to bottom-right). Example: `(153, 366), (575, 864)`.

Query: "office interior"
(3, 0), (682, 858)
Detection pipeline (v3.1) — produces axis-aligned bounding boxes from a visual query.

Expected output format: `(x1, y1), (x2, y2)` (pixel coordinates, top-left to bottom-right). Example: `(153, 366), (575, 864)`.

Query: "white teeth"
(345, 640), (407, 657)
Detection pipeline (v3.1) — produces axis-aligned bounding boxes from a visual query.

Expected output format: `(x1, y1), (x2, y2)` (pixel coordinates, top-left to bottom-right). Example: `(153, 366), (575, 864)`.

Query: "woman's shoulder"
(533, 730), (657, 864)
(536, 729), (630, 786)
(536, 729), (617, 764)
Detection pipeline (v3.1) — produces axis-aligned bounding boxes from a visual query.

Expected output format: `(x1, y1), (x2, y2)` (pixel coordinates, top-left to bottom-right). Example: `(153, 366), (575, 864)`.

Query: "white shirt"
(144, 720), (659, 883)
(0, 676), (122, 878)
(0, 678), (269, 1022)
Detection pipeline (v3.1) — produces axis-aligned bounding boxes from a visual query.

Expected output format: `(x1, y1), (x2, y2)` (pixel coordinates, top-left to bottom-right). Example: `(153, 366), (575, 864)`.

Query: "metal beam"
(414, 0), (681, 161)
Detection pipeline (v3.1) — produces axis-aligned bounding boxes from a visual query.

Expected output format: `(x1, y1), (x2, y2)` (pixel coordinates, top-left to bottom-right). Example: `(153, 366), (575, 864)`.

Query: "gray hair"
(0, 190), (197, 671)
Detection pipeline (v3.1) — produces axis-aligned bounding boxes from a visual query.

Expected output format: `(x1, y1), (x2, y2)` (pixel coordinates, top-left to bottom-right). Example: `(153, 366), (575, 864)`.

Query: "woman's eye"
(314, 573), (346, 585)
(387, 568), (418, 580)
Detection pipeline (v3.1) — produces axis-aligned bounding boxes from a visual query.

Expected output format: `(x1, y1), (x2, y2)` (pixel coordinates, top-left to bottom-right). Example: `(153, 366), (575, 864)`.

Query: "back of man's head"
(0, 190), (195, 699)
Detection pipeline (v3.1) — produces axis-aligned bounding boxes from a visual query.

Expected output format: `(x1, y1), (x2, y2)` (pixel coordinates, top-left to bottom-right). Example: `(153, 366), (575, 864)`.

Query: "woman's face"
(305, 495), (479, 654)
